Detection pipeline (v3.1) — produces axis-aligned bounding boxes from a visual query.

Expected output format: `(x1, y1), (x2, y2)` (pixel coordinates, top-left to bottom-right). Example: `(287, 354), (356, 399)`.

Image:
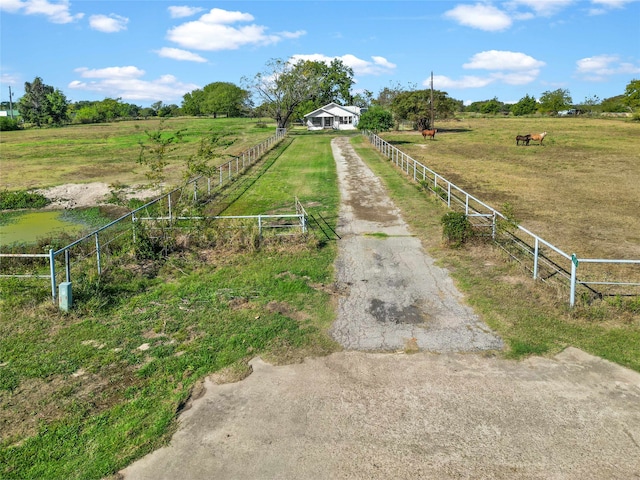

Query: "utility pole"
(9, 86), (14, 119)
(430, 71), (434, 129)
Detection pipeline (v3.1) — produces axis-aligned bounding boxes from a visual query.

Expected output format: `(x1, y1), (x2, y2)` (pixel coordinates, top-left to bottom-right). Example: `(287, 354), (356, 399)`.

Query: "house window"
(312, 117), (322, 127)
(324, 117), (332, 127)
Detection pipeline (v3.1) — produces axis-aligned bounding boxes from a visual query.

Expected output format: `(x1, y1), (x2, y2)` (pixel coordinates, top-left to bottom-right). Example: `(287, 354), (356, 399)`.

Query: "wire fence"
(365, 131), (640, 306)
(1, 128), (292, 304)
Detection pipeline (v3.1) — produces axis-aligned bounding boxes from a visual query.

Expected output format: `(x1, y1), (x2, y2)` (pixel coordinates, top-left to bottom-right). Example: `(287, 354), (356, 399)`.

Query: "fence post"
(533, 238), (540, 279)
(65, 249), (71, 283)
(258, 215), (262, 236)
(95, 233), (102, 275)
(193, 180), (198, 202)
(49, 249), (56, 303)
(570, 254), (578, 307)
(492, 211), (497, 240)
(168, 194), (172, 222)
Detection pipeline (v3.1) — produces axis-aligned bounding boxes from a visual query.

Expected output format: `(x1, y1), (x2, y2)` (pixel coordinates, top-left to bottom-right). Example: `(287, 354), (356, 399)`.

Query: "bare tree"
(244, 58), (324, 128)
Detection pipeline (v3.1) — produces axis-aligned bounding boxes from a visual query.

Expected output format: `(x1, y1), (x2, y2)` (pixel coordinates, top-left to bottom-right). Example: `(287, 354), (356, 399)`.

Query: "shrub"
(0, 117), (20, 131)
(0, 189), (50, 209)
(440, 211), (473, 247)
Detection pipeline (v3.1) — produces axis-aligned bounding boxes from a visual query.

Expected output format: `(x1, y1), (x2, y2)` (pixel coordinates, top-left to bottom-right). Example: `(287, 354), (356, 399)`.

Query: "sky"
(1, 0), (639, 108)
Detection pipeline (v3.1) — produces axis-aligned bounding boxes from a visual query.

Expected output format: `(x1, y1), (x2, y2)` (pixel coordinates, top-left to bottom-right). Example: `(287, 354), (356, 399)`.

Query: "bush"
(440, 211), (472, 247)
(0, 117), (20, 131)
(0, 189), (50, 209)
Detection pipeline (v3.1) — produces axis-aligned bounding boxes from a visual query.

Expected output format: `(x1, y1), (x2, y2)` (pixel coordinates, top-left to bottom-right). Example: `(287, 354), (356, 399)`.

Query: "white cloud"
(74, 66), (145, 79)
(463, 50), (546, 71)
(428, 50), (544, 90)
(588, 0), (636, 14)
(288, 53), (396, 76)
(155, 47), (207, 63)
(168, 5), (204, 18)
(89, 14), (128, 33)
(576, 54), (640, 80)
(431, 74), (495, 89)
(0, 0), (83, 23)
(444, 3), (512, 31)
(167, 8), (304, 51)
(506, 0), (576, 17)
(69, 66), (200, 102)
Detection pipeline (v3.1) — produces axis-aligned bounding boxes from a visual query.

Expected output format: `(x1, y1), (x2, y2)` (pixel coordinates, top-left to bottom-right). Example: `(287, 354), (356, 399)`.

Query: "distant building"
(303, 102), (362, 131)
(0, 109), (20, 118)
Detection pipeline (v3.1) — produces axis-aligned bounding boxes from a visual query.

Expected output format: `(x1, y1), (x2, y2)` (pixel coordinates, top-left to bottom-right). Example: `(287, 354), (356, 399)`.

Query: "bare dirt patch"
(36, 182), (161, 210)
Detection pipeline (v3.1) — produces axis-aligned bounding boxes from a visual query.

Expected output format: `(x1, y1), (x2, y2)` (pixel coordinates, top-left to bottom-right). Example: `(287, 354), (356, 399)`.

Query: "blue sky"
(1, 0), (639, 108)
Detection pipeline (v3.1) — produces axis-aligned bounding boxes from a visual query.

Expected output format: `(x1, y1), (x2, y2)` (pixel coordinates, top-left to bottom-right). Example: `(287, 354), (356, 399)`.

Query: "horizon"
(1, 0), (639, 108)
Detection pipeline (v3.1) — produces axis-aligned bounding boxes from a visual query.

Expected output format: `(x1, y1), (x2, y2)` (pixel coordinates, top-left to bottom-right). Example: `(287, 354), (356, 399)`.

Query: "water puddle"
(0, 210), (85, 246)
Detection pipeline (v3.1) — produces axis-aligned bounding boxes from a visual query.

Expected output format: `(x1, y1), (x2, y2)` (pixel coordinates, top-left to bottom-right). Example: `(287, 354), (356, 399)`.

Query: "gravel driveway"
(120, 136), (640, 480)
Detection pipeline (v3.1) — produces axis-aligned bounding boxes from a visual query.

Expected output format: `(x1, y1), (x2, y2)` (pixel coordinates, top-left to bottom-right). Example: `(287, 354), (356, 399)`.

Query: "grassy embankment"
(0, 129), (341, 479)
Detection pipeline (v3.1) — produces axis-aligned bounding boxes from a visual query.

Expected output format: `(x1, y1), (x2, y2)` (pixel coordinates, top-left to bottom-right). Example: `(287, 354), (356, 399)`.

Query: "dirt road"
(120, 136), (640, 479)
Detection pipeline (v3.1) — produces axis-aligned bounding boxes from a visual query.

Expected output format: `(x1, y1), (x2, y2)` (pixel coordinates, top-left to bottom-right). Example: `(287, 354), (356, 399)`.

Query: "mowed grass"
(0, 117), (279, 190)
(224, 130), (341, 218)
(0, 130), (340, 478)
(382, 116), (640, 260)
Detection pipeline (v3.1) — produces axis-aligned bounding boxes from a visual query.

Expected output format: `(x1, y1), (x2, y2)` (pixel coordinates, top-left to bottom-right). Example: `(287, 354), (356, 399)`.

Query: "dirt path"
(329, 136), (503, 352)
(120, 136), (640, 479)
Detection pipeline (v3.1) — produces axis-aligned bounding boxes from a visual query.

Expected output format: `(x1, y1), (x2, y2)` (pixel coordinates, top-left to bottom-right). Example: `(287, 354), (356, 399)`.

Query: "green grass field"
(0, 117), (279, 190)
(0, 117), (638, 478)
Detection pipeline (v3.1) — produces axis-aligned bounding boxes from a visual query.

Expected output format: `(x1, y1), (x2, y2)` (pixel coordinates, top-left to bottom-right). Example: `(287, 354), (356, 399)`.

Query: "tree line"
(3, 58), (639, 132)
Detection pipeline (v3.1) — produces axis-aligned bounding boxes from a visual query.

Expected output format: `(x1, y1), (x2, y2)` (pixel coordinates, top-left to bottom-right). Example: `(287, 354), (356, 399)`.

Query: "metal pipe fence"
(1, 129), (289, 303)
(365, 131), (640, 306)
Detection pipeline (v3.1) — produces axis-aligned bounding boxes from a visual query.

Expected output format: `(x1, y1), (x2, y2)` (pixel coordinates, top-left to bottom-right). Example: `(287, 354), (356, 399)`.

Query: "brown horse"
(421, 128), (437, 140)
(516, 134), (531, 146)
(529, 131), (547, 145)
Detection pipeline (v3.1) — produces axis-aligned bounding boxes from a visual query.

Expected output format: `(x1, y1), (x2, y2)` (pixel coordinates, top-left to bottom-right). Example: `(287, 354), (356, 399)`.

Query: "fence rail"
(365, 131), (640, 306)
(1, 129), (289, 304)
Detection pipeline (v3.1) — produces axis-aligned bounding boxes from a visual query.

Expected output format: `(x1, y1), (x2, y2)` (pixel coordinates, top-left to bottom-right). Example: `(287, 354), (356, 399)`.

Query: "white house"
(303, 102), (362, 131)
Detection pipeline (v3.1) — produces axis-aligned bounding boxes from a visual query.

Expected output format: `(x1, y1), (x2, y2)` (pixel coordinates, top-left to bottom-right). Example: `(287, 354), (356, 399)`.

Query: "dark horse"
(516, 134), (531, 146)
(421, 128), (437, 140)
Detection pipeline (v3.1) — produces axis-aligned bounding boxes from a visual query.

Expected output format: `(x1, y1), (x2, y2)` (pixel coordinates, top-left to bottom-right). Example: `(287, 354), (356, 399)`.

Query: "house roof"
(304, 102), (360, 119)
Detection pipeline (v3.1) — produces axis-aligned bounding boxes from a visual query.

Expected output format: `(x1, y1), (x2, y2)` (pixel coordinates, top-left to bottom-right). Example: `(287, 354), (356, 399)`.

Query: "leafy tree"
(45, 89), (69, 125)
(182, 89), (206, 116)
(480, 97), (505, 115)
(600, 95), (627, 113)
(245, 58), (325, 128)
(185, 131), (236, 180)
(17, 78), (70, 126)
(357, 105), (394, 133)
(203, 82), (250, 118)
(352, 90), (373, 108)
(538, 88), (572, 115)
(511, 94), (538, 116)
(390, 89), (459, 130)
(623, 79), (640, 110)
(137, 120), (185, 189)
(314, 59), (354, 106)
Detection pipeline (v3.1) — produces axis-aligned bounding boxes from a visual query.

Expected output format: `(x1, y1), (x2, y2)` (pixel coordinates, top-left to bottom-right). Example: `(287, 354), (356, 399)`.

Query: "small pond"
(0, 210), (86, 246)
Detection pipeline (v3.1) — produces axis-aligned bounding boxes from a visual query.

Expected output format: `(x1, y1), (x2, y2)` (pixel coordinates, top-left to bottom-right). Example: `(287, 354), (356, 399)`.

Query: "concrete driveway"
(120, 136), (640, 479)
